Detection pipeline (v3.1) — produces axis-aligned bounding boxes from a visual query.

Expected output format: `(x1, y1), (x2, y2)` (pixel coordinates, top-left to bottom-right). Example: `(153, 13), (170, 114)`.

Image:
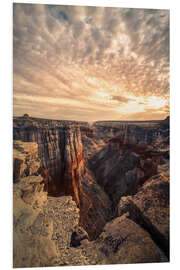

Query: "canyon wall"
(13, 117), (111, 239)
(14, 120), (84, 202)
(13, 116), (169, 238)
(13, 140), (169, 267)
(13, 116), (169, 266)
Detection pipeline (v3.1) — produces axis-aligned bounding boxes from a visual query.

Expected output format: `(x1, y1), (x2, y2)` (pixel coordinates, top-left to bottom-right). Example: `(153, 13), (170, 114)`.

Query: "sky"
(13, 3), (169, 121)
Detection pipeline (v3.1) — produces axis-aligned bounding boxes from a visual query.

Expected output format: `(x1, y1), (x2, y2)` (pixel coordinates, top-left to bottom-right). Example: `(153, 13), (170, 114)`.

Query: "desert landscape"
(13, 4), (169, 267)
(13, 114), (169, 267)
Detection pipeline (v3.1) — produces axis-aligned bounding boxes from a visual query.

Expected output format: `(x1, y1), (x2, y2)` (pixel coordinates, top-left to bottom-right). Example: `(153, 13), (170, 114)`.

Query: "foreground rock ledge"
(117, 168), (169, 258)
(13, 171), (169, 267)
(13, 176), (80, 267)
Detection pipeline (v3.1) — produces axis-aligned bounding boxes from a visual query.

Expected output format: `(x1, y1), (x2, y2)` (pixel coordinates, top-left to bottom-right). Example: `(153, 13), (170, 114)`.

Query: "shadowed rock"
(117, 169), (169, 258)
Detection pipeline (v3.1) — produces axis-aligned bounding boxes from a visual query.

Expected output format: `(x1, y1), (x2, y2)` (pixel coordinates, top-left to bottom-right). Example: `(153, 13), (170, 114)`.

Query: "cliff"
(86, 120), (169, 206)
(13, 117), (111, 239)
(14, 119), (85, 203)
(13, 140), (109, 267)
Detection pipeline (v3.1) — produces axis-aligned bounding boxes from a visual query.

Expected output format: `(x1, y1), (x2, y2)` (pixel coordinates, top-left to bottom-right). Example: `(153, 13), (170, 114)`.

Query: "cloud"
(13, 4), (169, 121)
(111, 96), (132, 103)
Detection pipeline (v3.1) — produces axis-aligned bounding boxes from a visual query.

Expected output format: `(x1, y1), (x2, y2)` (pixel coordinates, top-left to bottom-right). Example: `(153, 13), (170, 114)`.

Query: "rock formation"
(13, 175), (81, 267)
(90, 213), (168, 264)
(116, 168), (169, 258)
(13, 116), (170, 266)
(13, 119), (111, 239)
(13, 140), (40, 182)
(86, 119), (169, 206)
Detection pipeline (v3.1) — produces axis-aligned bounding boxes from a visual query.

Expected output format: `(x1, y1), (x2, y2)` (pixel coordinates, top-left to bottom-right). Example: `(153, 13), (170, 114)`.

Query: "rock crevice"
(13, 116), (170, 266)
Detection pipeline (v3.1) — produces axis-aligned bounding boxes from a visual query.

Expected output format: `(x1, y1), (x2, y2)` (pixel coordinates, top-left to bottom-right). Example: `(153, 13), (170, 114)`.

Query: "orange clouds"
(13, 4), (169, 121)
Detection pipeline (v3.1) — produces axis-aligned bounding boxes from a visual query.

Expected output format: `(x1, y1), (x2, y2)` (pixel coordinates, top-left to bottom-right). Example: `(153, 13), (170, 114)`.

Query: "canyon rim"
(13, 3), (169, 268)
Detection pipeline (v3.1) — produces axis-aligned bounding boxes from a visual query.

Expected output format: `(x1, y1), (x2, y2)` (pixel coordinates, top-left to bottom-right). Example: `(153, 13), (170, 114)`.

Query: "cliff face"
(13, 117), (111, 239)
(14, 121), (84, 203)
(13, 117), (169, 220)
(86, 120), (169, 206)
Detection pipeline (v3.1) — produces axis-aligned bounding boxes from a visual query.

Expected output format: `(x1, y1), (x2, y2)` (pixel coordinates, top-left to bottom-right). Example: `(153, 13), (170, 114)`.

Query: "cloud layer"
(13, 4), (169, 121)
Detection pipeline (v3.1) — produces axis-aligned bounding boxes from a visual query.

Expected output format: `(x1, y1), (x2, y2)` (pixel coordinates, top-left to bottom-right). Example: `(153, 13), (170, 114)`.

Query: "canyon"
(13, 115), (169, 267)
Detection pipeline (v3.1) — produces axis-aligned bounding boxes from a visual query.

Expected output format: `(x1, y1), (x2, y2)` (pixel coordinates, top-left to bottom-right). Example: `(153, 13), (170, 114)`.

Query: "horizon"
(13, 4), (169, 121)
(13, 113), (168, 123)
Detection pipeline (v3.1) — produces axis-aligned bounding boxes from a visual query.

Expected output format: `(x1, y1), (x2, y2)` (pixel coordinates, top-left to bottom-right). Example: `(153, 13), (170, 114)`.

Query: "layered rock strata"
(13, 116), (169, 266)
(13, 121), (111, 239)
(13, 118), (86, 203)
(87, 119), (169, 207)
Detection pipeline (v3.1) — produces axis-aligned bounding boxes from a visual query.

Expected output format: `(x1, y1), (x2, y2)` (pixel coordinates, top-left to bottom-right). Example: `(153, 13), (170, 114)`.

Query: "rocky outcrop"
(13, 140), (40, 182)
(80, 169), (112, 239)
(13, 158), (109, 267)
(93, 120), (164, 145)
(13, 173), (85, 267)
(80, 126), (94, 138)
(13, 121), (112, 240)
(88, 144), (164, 206)
(13, 119), (86, 203)
(87, 119), (169, 206)
(160, 116), (169, 129)
(13, 169), (169, 267)
(13, 116), (169, 266)
(116, 169), (169, 258)
(89, 214), (168, 264)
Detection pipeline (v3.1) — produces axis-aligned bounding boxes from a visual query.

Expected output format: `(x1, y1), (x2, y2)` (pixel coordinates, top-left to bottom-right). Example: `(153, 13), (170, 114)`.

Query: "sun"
(147, 96), (167, 109)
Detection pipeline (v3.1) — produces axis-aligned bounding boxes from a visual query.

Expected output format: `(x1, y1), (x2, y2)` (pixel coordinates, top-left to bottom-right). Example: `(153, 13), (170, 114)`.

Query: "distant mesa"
(165, 116), (170, 122)
(161, 115), (169, 128)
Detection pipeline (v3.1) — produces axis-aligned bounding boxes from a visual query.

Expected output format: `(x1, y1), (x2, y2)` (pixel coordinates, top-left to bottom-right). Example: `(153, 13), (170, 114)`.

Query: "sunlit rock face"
(13, 175), (81, 267)
(13, 140), (41, 182)
(13, 118), (84, 202)
(13, 117), (112, 239)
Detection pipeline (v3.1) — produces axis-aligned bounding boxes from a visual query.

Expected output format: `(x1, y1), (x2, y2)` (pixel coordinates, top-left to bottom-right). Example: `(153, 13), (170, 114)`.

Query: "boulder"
(97, 215), (168, 264)
(117, 169), (169, 258)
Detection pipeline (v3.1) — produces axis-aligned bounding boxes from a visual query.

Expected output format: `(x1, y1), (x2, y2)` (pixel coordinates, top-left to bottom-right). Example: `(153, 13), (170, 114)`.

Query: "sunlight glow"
(146, 96), (167, 109)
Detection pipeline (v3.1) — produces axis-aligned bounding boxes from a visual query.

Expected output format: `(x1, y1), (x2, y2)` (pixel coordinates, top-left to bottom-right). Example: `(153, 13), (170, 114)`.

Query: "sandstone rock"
(89, 145), (143, 204)
(76, 214), (167, 265)
(117, 169), (169, 258)
(13, 140), (40, 182)
(96, 215), (168, 264)
(80, 169), (112, 239)
(13, 174), (85, 267)
(13, 116), (169, 266)
(13, 120), (112, 240)
(88, 134), (167, 206)
(13, 124), (85, 206)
